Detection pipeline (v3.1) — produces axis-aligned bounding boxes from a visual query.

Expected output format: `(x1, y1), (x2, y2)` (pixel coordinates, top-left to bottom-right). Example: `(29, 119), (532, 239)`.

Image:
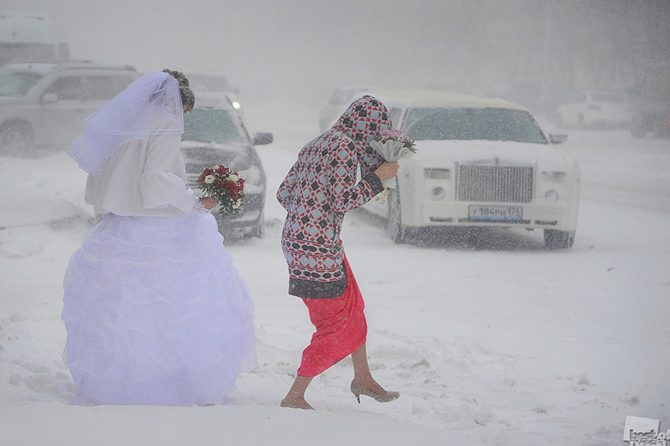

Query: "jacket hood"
(328, 95), (392, 170)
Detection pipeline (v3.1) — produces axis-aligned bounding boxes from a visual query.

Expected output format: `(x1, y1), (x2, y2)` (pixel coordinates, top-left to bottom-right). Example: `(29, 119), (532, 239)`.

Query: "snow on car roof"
(371, 89), (528, 111)
(191, 92), (236, 110)
(1, 61), (136, 74)
(0, 62), (56, 75)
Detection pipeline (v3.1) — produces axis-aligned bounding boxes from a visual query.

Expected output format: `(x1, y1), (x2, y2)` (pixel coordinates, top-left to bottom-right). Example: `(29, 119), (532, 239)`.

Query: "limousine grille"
(457, 164), (534, 203)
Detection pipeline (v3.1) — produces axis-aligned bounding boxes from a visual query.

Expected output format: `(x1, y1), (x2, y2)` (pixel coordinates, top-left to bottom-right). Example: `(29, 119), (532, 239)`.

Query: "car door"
(32, 74), (91, 147)
(65, 74), (136, 143)
(33, 73), (135, 148)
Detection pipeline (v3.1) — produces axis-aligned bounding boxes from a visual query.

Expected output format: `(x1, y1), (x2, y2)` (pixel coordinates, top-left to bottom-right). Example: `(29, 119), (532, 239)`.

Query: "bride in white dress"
(62, 70), (256, 405)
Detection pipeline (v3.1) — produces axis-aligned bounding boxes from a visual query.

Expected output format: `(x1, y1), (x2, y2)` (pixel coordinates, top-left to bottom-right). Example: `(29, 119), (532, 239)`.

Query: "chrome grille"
(457, 164), (534, 203)
(186, 173), (201, 187)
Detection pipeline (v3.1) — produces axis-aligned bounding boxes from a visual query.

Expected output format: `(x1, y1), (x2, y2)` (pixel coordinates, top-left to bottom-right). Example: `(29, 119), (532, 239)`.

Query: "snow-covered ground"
(1, 103), (668, 445)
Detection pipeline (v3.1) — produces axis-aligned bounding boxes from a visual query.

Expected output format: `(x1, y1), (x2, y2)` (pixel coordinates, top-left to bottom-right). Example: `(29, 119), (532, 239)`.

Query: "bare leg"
(281, 375), (314, 409)
(350, 342), (387, 393)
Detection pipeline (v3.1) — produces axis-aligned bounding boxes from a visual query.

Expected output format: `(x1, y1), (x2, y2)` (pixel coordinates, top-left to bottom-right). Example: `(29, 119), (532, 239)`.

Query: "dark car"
(181, 93), (272, 239)
(185, 72), (243, 115)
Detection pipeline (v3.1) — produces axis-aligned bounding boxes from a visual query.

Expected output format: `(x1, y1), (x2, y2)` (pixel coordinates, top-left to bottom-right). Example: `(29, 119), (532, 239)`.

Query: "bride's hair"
(163, 69), (195, 112)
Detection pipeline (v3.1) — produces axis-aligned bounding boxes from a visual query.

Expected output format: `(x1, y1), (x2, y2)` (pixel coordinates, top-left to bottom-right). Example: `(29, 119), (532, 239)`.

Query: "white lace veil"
(69, 71), (184, 176)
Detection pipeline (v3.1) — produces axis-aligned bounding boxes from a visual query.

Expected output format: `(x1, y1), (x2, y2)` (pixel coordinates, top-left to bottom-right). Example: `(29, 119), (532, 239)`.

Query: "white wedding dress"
(62, 211), (256, 405)
(62, 72), (256, 405)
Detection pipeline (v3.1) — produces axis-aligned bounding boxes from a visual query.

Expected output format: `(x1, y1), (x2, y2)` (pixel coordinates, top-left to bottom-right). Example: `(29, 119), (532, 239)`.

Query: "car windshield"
(0, 70), (43, 97)
(183, 108), (247, 145)
(403, 107), (548, 144)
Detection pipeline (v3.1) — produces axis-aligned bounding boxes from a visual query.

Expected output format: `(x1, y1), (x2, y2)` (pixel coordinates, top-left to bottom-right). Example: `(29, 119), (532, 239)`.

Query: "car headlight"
(239, 164), (263, 186)
(545, 190), (559, 202)
(231, 150), (252, 171)
(424, 168), (450, 179)
(231, 101), (241, 110)
(542, 171), (566, 182)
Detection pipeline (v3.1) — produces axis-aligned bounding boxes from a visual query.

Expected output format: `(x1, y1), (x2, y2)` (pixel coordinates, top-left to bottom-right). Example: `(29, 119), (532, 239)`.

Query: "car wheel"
(544, 229), (575, 249)
(0, 123), (34, 157)
(387, 187), (406, 244)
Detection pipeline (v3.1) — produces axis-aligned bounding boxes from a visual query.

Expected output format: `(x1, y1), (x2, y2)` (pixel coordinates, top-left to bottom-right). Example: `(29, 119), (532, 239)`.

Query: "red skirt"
(297, 256), (367, 377)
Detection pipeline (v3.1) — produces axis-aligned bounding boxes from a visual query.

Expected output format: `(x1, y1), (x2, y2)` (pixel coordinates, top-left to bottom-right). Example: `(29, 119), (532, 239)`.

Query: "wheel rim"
(0, 127), (30, 157)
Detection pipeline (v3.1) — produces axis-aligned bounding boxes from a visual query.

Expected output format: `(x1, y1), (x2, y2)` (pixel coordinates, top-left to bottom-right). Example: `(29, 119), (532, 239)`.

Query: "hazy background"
(4, 0), (670, 128)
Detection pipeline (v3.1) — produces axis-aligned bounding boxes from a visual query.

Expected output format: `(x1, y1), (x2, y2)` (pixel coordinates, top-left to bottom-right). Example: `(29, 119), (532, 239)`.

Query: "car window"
(183, 108), (247, 145)
(43, 76), (85, 101)
(403, 107), (548, 144)
(43, 74), (134, 101)
(84, 75), (134, 100)
(0, 70), (43, 97)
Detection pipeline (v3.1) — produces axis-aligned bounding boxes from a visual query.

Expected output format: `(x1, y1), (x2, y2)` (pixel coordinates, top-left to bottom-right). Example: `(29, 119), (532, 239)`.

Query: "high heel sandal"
(350, 381), (400, 403)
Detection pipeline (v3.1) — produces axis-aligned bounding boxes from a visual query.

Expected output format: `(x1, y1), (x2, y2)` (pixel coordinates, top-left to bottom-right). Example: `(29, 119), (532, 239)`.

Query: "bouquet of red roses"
(197, 164), (245, 213)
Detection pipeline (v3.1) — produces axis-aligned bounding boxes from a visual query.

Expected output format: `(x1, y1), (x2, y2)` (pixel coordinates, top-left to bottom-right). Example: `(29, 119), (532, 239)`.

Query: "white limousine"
(365, 90), (580, 249)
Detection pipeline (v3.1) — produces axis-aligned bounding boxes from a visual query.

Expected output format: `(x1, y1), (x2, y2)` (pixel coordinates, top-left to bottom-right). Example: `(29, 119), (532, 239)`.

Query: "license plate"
(468, 205), (523, 221)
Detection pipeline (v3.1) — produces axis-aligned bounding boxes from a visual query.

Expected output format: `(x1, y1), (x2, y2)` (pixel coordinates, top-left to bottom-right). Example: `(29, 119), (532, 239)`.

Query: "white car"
(364, 90), (581, 249)
(556, 90), (631, 129)
(318, 86), (370, 132)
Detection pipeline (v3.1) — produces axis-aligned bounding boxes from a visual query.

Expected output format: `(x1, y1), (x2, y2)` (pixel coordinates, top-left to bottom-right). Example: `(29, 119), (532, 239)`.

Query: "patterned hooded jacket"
(277, 96), (392, 298)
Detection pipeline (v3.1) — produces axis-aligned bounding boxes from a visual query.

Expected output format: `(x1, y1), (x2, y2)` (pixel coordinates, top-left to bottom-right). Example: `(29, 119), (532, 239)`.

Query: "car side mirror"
(549, 133), (567, 144)
(42, 93), (58, 104)
(252, 132), (273, 145)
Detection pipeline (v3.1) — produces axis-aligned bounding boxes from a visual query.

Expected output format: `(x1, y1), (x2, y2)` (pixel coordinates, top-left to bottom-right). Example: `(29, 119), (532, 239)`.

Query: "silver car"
(0, 61), (138, 156)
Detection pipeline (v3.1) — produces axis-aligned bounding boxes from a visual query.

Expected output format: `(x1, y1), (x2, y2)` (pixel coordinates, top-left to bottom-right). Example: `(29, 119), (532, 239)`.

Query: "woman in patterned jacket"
(277, 95), (400, 409)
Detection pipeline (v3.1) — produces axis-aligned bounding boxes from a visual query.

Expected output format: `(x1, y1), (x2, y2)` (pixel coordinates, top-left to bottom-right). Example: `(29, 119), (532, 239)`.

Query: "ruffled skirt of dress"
(62, 212), (256, 406)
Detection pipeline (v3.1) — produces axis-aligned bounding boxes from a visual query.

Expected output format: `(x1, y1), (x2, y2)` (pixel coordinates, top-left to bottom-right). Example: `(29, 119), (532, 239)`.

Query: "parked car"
(630, 62), (670, 138)
(185, 71), (243, 114)
(364, 89), (580, 249)
(0, 61), (138, 156)
(318, 86), (370, 132)
(556, 90), (631, 129)
(181, 93), (272, 238)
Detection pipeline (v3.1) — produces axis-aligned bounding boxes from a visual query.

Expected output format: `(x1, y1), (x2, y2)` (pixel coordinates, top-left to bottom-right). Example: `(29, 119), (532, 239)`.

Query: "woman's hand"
(374, 162), (399, 181)
(199, 197), (218, 210)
